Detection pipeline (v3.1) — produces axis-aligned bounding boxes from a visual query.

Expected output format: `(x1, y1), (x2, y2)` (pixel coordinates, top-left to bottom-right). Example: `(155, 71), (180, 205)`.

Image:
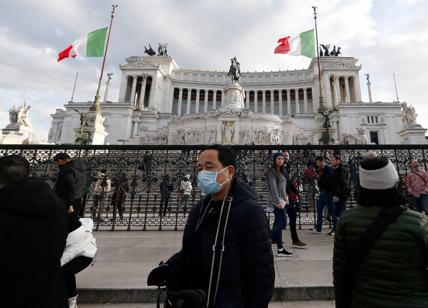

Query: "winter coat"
(331, 164), (350, 199)
(334, 205), (428, 308)
(317, 165), (334, 193)
(166, 178), (275, 308)
(61, 218), (97, 266)
(111, 179), (129, 206)
(0, 178), (69, 308)
(406, 169), (428, 197)
(54, 159), (87, 205)
(266, 167), (287, 212)
(180, 180), (192, 195)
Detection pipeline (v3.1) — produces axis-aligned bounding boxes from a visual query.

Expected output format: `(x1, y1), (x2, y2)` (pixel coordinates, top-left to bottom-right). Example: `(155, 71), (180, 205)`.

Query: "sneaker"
(310, 228), (322, 234)
(292, 240), (308, 249)
(327, 231), (335, 237)
(277, 248), (294, 257)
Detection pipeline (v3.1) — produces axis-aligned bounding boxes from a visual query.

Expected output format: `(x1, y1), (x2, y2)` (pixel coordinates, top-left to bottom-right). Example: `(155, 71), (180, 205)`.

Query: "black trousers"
(62, 256), (93, 298)
(286, 201), (299, 242)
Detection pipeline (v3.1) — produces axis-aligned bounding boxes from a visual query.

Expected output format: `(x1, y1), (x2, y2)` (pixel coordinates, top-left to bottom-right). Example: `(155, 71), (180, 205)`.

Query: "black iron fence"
(1, 144), (427, 231)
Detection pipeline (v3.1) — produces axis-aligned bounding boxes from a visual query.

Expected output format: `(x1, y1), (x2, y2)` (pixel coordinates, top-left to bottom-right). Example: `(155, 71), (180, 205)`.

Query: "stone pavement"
(77, 229), (334, 303)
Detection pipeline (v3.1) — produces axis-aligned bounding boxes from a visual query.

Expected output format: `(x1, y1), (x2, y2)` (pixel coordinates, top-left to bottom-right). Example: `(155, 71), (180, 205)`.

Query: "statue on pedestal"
(401, 101), (417, 128)
(227, 57), (241, 82)
(5, 104), (31, 130)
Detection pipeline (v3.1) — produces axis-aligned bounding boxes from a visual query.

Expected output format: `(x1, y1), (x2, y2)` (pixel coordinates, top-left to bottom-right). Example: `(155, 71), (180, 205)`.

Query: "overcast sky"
(1, 0), (427, 141)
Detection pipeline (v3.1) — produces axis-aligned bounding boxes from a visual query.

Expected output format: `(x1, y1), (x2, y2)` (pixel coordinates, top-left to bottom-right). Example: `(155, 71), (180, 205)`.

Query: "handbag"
(158, 195), (233, 308)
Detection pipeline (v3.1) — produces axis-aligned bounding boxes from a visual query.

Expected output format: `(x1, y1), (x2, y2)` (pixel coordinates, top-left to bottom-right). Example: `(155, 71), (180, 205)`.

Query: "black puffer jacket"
(318, 165), (334, 193)
(0, 178), (69, 308)
(167, 178), (275, 308)
(54, 159), (87, 205)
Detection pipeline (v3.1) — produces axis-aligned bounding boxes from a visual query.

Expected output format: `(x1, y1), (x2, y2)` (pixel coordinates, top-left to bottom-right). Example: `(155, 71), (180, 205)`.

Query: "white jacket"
(61, 218), (97, 266)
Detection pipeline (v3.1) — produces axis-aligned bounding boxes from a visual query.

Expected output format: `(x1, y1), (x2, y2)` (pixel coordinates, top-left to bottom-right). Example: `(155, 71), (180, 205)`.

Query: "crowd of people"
(2, 146), (428, 307)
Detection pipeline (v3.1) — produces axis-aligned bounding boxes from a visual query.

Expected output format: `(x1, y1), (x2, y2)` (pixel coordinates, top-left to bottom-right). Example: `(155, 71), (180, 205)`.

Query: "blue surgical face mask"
(197, 167), (229, 196)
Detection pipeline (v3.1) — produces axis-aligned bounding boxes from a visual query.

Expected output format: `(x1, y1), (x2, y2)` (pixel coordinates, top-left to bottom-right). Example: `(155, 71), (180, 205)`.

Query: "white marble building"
(49, 55), (426, 145)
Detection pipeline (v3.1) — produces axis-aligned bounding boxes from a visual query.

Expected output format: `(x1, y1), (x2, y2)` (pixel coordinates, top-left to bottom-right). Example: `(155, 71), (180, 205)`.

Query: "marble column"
(195, 89), (200, 113)
(270, 90), (274, 114)
(221, 91), (224, 107)
(213, 91), (217, 110)
(303, 88), (308, 113)
(254, 91), (258, 113)
(138, 75), (147, 109)
(177, 88), (183, 116)
(334, 77), (340, 105)
(287, 90), (291, 115)
(186, 89), (191, 114)
(295, 88), (300, 114)
(130, 76), (137, 105)
(279, 90), (283, 115)
(204, 90), (208, 112)
(344, 76), (351, 103)
(262, 90), (266, 113)
(119, 75), (127, 102)
(246, 90), (250, 109)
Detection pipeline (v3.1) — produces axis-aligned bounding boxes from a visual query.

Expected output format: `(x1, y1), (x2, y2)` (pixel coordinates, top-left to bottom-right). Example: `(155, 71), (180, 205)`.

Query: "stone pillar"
(186, 89), (191, 114)
(262, 90), (266, 113)
(254, 91), (258, 113)
(213, 91), (217, 110)
(344, 76), (350, 103)
(287, 89), (291, 115)
(221, 91), (224, 107)
(324, 74), (332, 107)
(279, 90), (283, 115)
(295, 88), (300, 114)
(270, 90), (274, 114)
(354, 76), (362, 102)
(130, 76), (137, 106)
(246, 90), (250, 109)
(138, 76), (147, 109)
(195, 89), (200, 113)
(303, 88), (308, 113)
(177, 88), (183, 116)
(204, 90), (208, 112)
(334, 77), (340, 105)
(119, 75), (127, 102)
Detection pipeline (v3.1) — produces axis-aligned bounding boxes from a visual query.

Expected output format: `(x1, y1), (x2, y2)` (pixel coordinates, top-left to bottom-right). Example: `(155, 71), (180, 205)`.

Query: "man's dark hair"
(200, 144), (236, 168)
(53, 153), (71, 162)
(332, 155), (341, 161)
(0, 155), (30, 183)
(315, 156), (325, 163)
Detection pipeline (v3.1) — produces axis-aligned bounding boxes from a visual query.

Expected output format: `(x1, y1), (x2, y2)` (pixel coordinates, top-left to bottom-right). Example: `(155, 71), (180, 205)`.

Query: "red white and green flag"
(58, 27), (108, 62)
(274, 29), (315, 58)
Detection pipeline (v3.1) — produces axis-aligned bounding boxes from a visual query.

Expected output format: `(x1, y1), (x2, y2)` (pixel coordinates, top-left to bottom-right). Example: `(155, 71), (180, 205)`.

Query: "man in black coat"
(331, 155), (350, 218)
(0, 155), (69, 308)
(312, 156), (336, 235)
(53, 153), (87, 215)
(148, 145), (274, 308)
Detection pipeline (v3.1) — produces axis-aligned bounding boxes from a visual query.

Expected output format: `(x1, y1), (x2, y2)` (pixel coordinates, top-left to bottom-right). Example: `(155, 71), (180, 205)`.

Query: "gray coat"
(266, 167), (287, 212)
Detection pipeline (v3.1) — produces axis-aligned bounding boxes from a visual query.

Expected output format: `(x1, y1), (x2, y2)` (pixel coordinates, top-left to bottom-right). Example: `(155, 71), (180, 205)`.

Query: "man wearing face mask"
(148, 145), (274, 308)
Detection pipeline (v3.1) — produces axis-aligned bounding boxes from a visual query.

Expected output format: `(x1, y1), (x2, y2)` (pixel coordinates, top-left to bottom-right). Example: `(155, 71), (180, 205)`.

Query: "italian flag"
(274, 29), (315, 58)
(58, 27), (108, 62)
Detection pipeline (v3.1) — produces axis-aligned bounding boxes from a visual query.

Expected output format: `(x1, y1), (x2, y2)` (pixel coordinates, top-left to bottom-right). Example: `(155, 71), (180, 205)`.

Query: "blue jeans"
(335, 196), (348, 218)
(412, 194), (428, 214)
(271, 207), (287, 249)
(316, 191), (336, 232)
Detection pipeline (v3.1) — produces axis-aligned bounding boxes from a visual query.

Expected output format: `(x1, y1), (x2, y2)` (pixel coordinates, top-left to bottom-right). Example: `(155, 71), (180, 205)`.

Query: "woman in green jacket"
(333, 156), (428, 308)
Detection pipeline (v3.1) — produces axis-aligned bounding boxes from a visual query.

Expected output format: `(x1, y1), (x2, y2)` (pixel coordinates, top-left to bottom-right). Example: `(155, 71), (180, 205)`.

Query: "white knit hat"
(359, 159), (399, 189)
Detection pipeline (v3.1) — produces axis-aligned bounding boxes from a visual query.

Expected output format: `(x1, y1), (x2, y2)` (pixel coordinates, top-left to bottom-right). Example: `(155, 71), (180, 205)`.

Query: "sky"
(0, 0), (427, 141)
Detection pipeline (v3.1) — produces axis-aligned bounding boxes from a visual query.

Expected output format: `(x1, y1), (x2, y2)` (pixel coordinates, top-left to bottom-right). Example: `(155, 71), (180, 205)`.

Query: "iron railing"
(1, 144), (427, 231)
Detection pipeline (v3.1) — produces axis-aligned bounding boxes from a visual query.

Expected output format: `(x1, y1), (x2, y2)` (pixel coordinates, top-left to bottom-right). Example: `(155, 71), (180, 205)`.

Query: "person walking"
(406, 159), (428, 213)
(110, 174), (129, 221)
(90, 169), (111, 221)
(282, 151), (308, 249)
(179, 174), (192, 212)
(159, 174), (174, 217)
(0, 155), (69, 307)
(331, 155), (350, 218)
(312, 156), (336, 236)
(334, 156), (428, 308)
(53, 153), (87, 215)
(148, 145), (274, 308)
(266, 152), (294, 256)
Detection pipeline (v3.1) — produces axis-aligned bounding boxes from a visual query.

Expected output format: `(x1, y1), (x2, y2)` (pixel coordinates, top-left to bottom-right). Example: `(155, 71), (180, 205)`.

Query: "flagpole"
(393, 72), (400, 103)
(312, 6), (323, 106)
(70, 72), (78, 103)
(90, 4), (118, 112)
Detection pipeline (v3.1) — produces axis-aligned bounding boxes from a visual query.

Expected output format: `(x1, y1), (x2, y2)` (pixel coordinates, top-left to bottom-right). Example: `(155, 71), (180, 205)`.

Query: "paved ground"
(77, 229), (334, 290)
(80, 300), (335, 307)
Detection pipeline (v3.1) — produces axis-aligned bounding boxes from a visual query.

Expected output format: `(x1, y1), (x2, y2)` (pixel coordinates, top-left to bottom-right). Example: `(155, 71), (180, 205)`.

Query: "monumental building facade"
(48, 54), (426, 145)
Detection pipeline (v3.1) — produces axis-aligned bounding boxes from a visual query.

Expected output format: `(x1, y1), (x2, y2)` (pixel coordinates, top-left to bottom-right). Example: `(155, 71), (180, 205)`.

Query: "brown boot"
(292, 240), (308, 249)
